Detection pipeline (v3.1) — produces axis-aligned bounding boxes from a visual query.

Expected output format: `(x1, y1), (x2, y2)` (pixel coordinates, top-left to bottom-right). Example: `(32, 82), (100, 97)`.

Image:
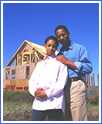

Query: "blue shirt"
(57, 42), (93, 78)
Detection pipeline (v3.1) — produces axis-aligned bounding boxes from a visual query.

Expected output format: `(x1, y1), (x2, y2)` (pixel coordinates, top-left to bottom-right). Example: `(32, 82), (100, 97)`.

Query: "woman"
(29, 36), (68, 121)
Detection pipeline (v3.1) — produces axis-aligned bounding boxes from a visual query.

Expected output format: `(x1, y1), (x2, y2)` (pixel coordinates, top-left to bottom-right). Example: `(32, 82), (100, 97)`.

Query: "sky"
(3, 2), (99, 75)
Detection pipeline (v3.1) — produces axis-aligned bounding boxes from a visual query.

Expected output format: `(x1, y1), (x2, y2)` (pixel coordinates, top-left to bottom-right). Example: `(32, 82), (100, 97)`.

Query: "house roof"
(6, 40), (46, 66)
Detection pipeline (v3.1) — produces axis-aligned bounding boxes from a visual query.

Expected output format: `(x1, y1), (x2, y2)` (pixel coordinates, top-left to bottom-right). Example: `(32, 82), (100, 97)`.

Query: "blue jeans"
(32, 109), (65, 121)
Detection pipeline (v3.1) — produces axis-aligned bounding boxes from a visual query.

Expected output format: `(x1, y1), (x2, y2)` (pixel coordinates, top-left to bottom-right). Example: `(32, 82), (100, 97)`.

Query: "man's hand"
(35, 88), (47, 99)
(56, 55), (77, 69)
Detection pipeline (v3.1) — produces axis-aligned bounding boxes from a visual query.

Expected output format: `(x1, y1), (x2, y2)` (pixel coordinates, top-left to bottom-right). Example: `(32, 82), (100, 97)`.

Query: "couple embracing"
(29, 25), (92, 121)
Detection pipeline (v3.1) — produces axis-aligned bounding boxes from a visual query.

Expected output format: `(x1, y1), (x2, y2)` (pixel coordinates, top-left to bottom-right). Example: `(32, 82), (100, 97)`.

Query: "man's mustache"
(58, 35), (68, 41)
(60, 36), (64, 40)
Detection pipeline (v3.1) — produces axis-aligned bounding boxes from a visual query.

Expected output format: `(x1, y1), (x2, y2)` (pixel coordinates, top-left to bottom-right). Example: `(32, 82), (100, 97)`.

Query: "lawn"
(3, 91), (33, 121)
(3, 91), (99, 121)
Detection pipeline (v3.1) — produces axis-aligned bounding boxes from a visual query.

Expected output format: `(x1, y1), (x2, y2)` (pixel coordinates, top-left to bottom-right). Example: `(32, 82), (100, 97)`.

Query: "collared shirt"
(57, 42), (92, 78)
(29, 56), (67, 110)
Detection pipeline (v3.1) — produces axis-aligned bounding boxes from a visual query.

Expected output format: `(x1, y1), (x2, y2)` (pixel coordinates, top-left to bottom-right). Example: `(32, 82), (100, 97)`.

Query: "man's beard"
(59, 37), (71, 49)
(58, 36), (67, 44)
(59, 35), (65, 41)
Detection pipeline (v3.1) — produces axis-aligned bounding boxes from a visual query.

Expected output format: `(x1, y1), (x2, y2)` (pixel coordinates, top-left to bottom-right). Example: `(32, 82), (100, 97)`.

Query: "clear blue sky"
(3, 2), (99, 74)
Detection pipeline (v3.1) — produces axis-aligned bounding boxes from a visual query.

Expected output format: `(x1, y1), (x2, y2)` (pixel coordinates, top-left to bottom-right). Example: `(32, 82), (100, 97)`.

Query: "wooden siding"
(4, 41), (44, 91)
(4, 79), (28, 92)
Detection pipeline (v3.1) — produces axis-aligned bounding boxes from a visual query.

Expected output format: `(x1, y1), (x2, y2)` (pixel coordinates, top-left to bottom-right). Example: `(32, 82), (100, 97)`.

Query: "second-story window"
(5, 70), (10, 80)
(26, 66), (30, 79)
(17, 55), (22, 65)
(23, 54), (30, 64)
(11, 69), (16, 79)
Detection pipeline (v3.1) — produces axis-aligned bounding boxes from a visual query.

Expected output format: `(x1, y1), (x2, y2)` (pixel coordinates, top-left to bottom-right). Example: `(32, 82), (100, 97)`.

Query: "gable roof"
(6, 40), (46, 66)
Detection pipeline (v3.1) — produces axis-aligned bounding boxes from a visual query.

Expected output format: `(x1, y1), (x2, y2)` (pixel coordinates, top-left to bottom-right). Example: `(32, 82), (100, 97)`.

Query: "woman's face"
(45, 39), (57, 56)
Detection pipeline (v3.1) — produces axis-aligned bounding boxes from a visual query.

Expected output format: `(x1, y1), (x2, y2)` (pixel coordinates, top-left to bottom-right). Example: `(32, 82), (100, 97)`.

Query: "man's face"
(56, 28), (69, 44)
(45, 39), (57, 56)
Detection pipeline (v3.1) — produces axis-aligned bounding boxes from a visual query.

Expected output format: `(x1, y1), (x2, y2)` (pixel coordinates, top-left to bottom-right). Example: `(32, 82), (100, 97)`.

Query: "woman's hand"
(35, 88), (47, 99)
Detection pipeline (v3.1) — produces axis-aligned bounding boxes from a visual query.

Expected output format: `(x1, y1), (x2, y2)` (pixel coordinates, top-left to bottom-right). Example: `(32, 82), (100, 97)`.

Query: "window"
(26, 66), (30, 79)
(17, 55), (22, 65)
(11, 69), (15, 79)
(23, 54), (30, 64)
(31, 54), (35, 63)
(5, 71), (10, 80)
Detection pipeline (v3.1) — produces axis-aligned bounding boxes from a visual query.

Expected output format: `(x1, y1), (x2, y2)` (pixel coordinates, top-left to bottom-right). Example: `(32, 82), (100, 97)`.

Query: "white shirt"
(29, 56), (67, 110)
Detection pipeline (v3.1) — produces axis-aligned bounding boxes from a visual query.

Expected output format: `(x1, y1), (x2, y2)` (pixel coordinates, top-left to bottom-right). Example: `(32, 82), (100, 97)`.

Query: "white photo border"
(1, 1), (101, 123)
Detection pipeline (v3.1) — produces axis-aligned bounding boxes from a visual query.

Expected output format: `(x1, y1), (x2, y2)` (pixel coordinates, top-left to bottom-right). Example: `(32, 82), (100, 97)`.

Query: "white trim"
(1, 1), (101, 4)
(99, 1), (101, 122)
(5, 40), (45, 66)
(1, 1), (101, 123)
(2, 120), (100, 123)
(1, 1), (4, 123)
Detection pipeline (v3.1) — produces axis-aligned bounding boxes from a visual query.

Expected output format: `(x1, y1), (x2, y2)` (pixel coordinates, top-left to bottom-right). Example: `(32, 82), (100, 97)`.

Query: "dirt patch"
(3, 91), (99, 121)
(87, 108), (99, 121)
(4, 111), (32, 121)
(4, 109), (99, 121)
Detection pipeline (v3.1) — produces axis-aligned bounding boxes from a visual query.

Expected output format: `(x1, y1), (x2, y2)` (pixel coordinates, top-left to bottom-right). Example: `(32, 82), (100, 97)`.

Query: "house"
(4, 40), (46, 91)
(4, 40), (96, 91)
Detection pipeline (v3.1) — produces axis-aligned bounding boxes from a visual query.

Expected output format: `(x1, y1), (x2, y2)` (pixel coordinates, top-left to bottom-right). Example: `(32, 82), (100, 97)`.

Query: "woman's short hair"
(44, 36), (58, 48)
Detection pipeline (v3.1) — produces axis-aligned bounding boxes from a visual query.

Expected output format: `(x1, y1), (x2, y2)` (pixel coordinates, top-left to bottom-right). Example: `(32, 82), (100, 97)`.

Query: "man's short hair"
(55, 25), (70, 35)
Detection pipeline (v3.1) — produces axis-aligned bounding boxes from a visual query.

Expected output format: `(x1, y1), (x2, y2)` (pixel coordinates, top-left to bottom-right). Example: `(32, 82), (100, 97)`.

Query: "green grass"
(3, 91), (99, 121)
(87, 102), (99, 112)
(3, 91), (33, 121)
(4, 100), (32, 114)
(4, 91), (33, 101)
(4, 91), (33, 113)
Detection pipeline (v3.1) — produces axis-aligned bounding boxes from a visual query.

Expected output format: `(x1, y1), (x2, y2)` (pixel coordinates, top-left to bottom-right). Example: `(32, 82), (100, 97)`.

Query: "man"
(29, 36), (67, 121)
(55, 25), (93, 121)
